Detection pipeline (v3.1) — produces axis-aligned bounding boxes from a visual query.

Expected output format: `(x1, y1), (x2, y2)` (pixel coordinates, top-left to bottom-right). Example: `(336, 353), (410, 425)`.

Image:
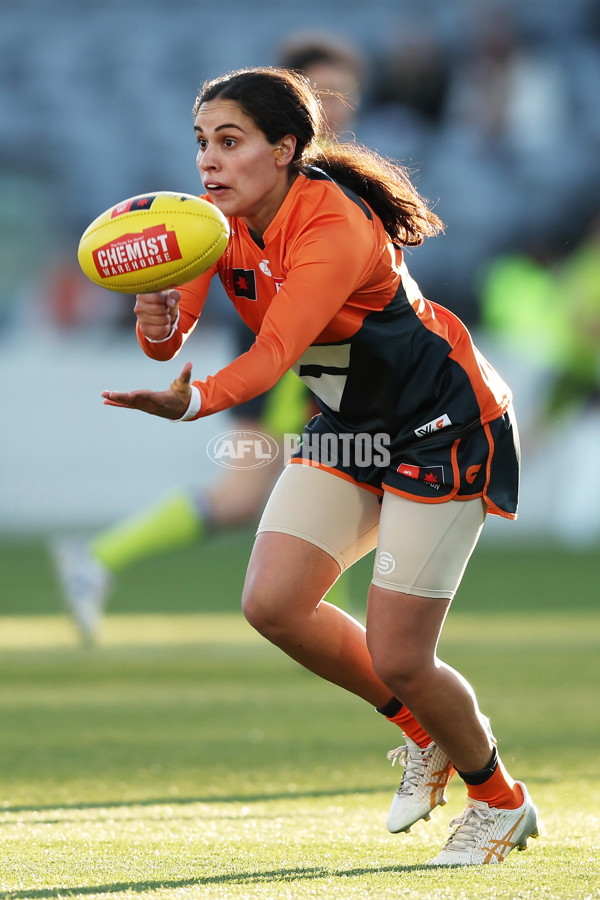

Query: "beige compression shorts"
(256, 462), (487, 599)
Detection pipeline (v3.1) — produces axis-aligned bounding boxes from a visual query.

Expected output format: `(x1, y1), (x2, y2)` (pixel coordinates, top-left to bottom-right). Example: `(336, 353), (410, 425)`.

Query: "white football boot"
(429, 781), (539, 866)
(51, 539), (111, 642)
(386, 735), (455, 833)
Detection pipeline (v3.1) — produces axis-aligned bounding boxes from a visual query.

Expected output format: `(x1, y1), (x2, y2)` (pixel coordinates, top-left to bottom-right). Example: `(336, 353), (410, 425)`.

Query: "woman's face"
(194, 98), (295, 236)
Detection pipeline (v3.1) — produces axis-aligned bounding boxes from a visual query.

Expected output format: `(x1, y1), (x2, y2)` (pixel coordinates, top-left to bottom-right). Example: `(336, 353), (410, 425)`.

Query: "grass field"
(1, 533), (599, 899)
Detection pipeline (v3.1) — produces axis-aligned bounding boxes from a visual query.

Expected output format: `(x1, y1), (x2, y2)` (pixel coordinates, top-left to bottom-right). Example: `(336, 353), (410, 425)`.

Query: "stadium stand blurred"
(1, 0), (599, 543)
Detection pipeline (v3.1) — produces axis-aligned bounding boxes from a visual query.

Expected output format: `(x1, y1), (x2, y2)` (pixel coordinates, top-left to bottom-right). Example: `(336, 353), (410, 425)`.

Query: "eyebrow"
(193, 123), (246, 134)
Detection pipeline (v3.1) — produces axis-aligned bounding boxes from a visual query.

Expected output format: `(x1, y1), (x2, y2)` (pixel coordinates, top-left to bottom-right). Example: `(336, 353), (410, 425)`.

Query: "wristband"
(174, 385), (202, 421)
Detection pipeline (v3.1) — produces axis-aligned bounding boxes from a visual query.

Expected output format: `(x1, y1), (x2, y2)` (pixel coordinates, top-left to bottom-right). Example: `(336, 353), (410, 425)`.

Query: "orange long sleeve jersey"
(137, 168), (511, 445)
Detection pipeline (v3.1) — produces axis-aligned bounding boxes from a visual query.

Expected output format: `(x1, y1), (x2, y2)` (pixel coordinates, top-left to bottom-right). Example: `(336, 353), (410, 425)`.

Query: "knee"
(241, 584), (271, 635)
(241, 581), (289, 639)
(367, 640), (425, 699)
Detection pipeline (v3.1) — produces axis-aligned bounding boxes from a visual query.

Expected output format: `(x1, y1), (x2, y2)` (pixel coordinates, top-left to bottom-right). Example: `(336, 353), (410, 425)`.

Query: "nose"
(197, 145), (218, 172)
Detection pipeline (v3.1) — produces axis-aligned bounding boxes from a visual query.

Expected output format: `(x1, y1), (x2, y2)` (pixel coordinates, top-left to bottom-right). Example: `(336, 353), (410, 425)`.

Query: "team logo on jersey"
(232, 268), (256, 300)
(259, 259), (272, 276)
(414, 413), (452, 438)
(397, 463), (445, 490)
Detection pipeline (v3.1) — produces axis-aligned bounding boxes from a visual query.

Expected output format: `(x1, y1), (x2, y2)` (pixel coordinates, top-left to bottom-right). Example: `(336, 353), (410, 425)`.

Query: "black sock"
(376, 697), (403, 718)
(456, 746), (498, 785)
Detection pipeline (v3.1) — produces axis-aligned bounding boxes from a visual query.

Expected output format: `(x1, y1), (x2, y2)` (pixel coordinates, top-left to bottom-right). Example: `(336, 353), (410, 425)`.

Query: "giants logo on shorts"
(466, 464), (482, 484)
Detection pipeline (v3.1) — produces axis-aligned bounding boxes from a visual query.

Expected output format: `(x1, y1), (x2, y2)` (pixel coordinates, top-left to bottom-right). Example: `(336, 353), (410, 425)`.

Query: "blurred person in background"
(52, 33), (368, 642)
(476, 236), (567, 432)
(276, 31), (365, 140)
(100, 64), (538, 868)
(542, 217), (600, 547)
(477, 216), (600, 547)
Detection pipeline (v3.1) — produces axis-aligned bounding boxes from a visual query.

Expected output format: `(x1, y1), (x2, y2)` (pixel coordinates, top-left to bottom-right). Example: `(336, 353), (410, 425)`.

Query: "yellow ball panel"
(77, 192), (229, 293)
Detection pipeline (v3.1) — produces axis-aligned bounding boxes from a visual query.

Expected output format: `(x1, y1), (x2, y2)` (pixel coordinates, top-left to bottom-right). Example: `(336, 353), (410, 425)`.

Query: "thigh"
(373, 494), (487, 599)
(243, 529), (342, 621)
(256, 462), (382, 571)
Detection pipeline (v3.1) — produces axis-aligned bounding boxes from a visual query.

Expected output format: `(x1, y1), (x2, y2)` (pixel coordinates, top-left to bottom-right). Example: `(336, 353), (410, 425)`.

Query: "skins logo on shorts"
(375, 550), (396, 576)
(414, 413), (452, 438)
(397, 463), (445, 490)
(232, 268), (257, 300)
(92, 225), (182, 279)
(110, 196), (157, 218)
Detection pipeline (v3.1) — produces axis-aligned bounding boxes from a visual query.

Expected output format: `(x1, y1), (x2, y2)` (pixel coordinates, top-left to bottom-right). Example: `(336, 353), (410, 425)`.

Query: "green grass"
(0, 536), (599, 898)
(2, 527), (600, 617)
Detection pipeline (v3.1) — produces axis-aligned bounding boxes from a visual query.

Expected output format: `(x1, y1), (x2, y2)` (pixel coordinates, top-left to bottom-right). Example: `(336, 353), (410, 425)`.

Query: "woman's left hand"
(101, 361), (193, 420)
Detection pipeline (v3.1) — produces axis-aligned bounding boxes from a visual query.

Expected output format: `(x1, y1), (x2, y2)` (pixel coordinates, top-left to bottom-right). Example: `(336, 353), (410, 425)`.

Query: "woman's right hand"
(134, 289), (180, 341)
(102, 361), (193, 420)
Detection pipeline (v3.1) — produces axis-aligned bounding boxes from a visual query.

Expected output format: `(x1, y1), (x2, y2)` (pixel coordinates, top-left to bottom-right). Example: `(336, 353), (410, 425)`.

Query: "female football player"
(102, 66), (538, 866)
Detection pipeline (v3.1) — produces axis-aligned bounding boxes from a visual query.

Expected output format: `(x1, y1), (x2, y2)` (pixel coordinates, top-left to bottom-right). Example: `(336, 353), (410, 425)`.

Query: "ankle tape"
(376, 697), (403, 718)
(456, 746), (498, 785)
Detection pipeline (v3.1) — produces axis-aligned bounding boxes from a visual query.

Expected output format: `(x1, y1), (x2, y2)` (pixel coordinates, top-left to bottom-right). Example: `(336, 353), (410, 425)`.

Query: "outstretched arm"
(101, 361), (193, 420)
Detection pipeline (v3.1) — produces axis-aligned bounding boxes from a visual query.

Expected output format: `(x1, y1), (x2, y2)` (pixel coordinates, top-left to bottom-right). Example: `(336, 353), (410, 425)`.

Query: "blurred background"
(1, 0), (599, 548)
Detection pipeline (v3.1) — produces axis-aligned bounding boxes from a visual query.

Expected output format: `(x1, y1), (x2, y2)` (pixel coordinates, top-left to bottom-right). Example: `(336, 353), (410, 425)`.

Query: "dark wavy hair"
(193, 66), (443, 247)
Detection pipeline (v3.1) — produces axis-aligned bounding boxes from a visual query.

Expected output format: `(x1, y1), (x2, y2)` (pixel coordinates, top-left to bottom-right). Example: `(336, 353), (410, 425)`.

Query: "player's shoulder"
(290, 168), (375, 231)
